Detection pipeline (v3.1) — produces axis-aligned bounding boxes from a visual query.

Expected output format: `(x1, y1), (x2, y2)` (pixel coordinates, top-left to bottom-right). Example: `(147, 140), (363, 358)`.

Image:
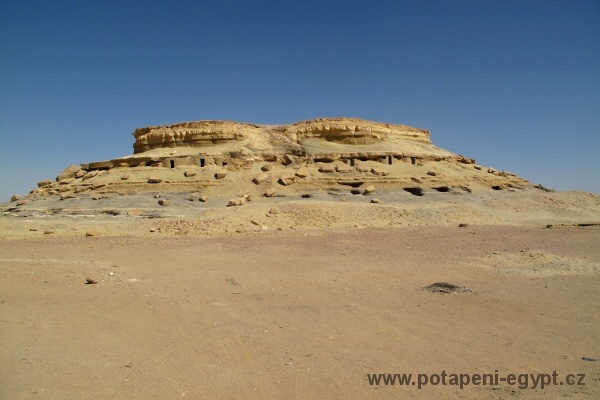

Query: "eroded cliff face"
(133, 121), (263, 153)
(13, 117), (538, 204)
(283, 118), (430, 144)
(132, 117), (430, 153)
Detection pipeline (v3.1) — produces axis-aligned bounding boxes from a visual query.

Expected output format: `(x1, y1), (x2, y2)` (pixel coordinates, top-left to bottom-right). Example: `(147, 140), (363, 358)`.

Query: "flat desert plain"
(1, 191), (599, 399)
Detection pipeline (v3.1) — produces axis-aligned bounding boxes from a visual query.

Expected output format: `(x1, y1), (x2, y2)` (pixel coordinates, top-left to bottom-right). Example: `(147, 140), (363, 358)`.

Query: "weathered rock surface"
(215, 169), (227, 179)
(37, 180), (53, 188)
(363, 185), (376, 195)
(319, 164), (336, 173)
(228, 197), (246, 206)
(278, 174), (297, 186)
(264, 187), (277, 197)
(10, 117), (540, 206)
(371, 167), (390, 176)
(295, 165), (309, 178)
(253, 173), (269, 185)
(56, 165), (81, 182)
(83, 171), (99, 180)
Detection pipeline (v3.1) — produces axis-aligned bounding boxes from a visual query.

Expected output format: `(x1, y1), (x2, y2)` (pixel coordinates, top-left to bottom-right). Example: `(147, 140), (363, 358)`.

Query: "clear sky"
(1, 0), (598, 200)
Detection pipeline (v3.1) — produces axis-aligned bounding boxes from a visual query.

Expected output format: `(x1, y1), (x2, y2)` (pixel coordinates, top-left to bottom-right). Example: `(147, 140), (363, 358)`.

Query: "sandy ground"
(1, 222), (599, 399)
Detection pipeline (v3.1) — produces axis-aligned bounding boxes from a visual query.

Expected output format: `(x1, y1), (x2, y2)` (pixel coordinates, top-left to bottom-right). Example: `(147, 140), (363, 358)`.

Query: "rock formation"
(19, 117), (534, 201)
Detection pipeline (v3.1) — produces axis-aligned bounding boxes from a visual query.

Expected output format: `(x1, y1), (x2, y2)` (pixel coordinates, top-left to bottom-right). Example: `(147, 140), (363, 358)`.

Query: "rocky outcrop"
(56, 165), (81, 182)
(132, 121), (262, 153)
(281, 117), (430, 144)
(131, 117), (430, 154)
(10, 117), (534, 204)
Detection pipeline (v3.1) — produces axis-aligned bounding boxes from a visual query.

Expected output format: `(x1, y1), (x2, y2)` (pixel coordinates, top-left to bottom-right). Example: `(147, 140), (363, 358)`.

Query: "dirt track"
(1, 225), (599, 399)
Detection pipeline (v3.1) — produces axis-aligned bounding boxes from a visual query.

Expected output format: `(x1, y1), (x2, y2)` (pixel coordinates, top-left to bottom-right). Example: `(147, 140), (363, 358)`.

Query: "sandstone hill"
(4, 117), (599, 238)
(12, 117), (534, 201)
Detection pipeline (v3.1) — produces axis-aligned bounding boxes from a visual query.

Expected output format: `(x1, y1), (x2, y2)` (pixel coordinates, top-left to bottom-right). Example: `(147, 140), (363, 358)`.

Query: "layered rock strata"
(19, 117), (534, 200)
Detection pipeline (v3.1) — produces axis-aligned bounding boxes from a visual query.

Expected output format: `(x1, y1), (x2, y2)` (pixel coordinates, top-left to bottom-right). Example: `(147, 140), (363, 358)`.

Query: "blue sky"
(1, 0), (598, 200)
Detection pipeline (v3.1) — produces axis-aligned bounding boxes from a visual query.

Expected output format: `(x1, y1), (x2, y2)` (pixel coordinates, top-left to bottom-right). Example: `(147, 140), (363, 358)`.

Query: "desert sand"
(1, 118), (599, 399)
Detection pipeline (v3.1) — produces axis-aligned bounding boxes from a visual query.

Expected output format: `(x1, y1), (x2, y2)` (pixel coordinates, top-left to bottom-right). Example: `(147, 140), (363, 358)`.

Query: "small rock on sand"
(363, 185), (376, 195)
(228, 198), (246, 207)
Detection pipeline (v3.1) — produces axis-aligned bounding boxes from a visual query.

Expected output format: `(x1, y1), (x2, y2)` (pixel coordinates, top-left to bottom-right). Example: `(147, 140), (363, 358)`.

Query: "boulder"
(56, 165), (81, 182)
(252, 173), (269, 185)
(278, 174), (296, 186)
(370, 198), (381, 203)
(295, 165), (309, 178)
(215, 169), (227, 179)
(85, 231), (99, 237)
(336, 165), (352, 173)
(269, 207), (279, 215)
(121, 175), (130, 180)
(371, 167), (390, 176)
(37, 180), (53, 188)
(10, 194), (20, 202)
(16, 199), (27, 206)
(147, 178), (162, 183)
(283, 154), (296, 165)
(427, 171), (437, 176)
(261, 164), (273, 172)
(199, 195), (207, 202)
(82, 170), (99, 180)
(59, 178), (74, 184)
(227, 197), (246, 206)
(356, 165), (370, 172)
(184, 170), (197, 177)
(363, 185), (376, 195)
(158, 199), (169, 206)
(264, 187), (277, 197)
